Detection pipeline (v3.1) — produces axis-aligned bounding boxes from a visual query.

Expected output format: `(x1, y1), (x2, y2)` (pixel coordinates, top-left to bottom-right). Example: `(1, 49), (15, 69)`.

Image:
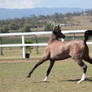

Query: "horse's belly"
(51, 53), (70, 60)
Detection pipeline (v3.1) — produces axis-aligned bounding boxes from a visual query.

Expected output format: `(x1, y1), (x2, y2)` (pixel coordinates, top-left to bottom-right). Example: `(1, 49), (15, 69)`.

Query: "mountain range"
(0, 8), (84, 20)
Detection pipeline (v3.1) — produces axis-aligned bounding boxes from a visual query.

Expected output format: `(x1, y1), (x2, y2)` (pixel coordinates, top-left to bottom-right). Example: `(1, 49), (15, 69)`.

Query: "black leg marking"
(83, 64), (87, 74)
(46, 60), (55, 77)
(74, 59), (87, 83)
(84, 56), (92, 64)
(27, 61), (44, 78)
(27, 56), (48, 78)
(43, 60), (55, 81)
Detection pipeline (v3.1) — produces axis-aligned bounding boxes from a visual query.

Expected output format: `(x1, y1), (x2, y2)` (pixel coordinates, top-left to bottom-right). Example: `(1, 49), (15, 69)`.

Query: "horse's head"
(53, 25), (65, 39)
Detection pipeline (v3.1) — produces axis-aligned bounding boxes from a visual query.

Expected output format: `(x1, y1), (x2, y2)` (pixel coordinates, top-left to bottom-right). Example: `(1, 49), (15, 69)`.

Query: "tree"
(8, 23), (19, 30)
(44, 24), (53, 31)
(0, 25), (9, 33)
(21, 24), (31, 32)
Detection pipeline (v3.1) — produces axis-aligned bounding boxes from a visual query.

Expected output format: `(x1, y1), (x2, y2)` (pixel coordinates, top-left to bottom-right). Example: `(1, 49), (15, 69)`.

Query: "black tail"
(84, 30), (92, 42)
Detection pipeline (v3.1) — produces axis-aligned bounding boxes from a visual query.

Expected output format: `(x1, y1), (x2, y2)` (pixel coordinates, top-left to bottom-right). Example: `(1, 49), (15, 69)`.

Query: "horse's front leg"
(43, 60), (55, 82)
(27, 56), (48, 78)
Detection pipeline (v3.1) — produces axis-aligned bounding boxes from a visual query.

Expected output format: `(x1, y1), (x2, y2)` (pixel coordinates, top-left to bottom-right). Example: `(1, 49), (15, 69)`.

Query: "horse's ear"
(57, 25), (61, 31)
(53, 26), (57, 33)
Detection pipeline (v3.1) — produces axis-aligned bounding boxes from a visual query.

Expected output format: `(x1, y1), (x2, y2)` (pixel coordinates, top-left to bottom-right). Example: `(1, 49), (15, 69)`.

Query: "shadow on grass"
(32, 81), (50, 83)
(85, 77), (92, 82)
(57, 77), (92, 83)
(26, 77), (92, 84)
(64, 77), (92, 82)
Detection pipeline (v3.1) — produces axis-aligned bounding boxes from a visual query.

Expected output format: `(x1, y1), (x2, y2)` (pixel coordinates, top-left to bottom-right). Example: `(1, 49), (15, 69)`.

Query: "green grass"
(0, 60), (92, 92)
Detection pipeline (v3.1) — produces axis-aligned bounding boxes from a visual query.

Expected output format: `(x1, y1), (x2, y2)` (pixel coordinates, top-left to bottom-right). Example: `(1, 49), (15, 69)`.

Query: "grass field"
(0, 59), (92, 92)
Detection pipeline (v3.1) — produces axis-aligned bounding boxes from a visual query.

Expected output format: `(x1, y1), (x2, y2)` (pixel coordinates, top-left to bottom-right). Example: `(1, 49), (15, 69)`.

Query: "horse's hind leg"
(83, 45), (92, 64)
(43, 60), (55, 81)
(84, 56), (92, 64)
(27, 56), (49, 78)
(74, 59), (87, 83)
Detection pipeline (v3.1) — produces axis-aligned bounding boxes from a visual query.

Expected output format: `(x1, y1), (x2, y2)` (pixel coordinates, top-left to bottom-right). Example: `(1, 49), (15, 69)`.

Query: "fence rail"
(0, 30), (91, 59)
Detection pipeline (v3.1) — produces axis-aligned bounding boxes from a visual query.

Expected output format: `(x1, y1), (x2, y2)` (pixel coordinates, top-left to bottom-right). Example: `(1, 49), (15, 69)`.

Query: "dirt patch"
(0, 58), (39, 63)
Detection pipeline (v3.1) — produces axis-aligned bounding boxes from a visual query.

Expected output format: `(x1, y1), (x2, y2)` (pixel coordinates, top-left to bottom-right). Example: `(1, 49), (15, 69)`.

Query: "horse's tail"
(84, 30), (92, 43)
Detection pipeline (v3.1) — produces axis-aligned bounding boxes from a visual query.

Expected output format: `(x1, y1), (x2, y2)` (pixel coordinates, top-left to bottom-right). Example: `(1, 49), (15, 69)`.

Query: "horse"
(27, 26), (92, 83)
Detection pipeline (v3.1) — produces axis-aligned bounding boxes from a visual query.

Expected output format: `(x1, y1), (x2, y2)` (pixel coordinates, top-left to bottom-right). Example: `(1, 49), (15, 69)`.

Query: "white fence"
(0, 30), (91, 59)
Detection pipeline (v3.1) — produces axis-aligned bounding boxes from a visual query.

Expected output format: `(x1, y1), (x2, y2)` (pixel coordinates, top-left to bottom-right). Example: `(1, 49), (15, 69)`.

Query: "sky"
(0, 0), (92, 9)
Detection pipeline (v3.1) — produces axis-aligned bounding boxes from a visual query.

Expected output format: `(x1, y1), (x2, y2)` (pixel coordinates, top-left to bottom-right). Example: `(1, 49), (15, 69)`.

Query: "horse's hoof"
(26, 75), (31, 78)
(77, 80), (83, 84)
(42, 76), (48, 82)
(77, 81), (81, 84)
(42, 79), (47, 82)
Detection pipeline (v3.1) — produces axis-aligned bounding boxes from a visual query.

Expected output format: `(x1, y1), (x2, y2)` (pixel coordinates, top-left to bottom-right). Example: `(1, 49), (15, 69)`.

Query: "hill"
(0, 8), (83, 20)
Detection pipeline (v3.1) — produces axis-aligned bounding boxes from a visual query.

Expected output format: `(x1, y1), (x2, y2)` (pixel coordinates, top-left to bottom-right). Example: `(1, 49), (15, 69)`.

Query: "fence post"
(72, 33), (75, 40)
(22, 35), (25, 59)
(0, 37), (3, 55)
(34, 35), (39, 54)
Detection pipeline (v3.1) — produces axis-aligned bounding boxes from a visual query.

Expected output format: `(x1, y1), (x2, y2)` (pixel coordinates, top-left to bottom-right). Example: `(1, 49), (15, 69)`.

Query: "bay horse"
(27, 26), (92, 83)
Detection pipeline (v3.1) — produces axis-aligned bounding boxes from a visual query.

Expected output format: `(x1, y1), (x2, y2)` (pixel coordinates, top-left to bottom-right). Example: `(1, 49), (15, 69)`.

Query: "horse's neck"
(48, 34), (57, 44)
